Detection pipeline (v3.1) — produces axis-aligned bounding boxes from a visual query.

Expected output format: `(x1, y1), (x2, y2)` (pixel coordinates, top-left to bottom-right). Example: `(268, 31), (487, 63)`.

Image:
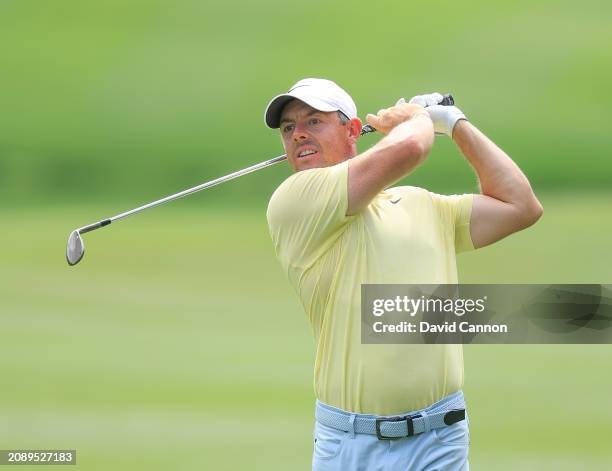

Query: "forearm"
(453, 120), (542, 212)
(347, 112), (434, 215)
(372, 112), (434, 172)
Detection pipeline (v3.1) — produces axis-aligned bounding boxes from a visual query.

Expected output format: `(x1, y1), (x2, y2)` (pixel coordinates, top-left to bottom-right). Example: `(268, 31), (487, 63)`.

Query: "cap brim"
(264, 94), (295, 129)
(264, 92), (339, 129)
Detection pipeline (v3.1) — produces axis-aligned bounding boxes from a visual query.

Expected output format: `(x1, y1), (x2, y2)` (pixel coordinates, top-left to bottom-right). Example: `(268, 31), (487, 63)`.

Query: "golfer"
(264, 78), (542, 470)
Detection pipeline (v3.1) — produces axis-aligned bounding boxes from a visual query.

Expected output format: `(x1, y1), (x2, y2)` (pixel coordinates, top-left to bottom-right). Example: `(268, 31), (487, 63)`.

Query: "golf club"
(66, 94), (455, 266)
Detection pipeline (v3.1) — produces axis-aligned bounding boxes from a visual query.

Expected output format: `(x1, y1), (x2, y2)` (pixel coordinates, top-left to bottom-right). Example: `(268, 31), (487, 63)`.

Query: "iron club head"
(66, 230), (85, 266)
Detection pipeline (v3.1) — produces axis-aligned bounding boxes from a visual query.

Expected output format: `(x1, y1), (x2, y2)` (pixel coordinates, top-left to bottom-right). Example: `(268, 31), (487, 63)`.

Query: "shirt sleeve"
(429, 192), (475, 253)
(266, 160), (354, 269)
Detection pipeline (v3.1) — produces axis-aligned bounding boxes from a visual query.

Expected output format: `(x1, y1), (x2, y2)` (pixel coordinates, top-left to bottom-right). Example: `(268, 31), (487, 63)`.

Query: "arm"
(347, 104), (434, 215)
(452, 120), (543, 248)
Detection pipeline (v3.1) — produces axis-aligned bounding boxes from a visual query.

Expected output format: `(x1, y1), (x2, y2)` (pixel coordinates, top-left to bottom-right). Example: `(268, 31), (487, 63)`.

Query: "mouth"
(296, 148), (319, 159)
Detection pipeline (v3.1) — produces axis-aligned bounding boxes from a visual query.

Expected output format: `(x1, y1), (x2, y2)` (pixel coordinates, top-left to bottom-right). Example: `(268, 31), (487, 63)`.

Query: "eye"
(282, 124), (294, 133)
(308, 118), (321, 125)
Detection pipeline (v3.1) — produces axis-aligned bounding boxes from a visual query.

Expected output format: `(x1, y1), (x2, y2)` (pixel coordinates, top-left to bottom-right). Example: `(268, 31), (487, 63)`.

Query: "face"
(279, 100), (360, 172)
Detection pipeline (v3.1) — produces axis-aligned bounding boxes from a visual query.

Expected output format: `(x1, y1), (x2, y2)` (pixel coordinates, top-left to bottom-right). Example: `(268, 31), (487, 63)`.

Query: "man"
(264, 78), (542, 470)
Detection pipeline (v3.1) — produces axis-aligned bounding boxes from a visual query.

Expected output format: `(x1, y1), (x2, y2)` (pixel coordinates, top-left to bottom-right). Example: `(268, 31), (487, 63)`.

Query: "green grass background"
(1, 0), (611, 469)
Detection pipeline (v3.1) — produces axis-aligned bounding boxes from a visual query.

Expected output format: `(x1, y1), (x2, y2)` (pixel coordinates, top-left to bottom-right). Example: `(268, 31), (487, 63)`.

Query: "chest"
(357, 194), (449, 268)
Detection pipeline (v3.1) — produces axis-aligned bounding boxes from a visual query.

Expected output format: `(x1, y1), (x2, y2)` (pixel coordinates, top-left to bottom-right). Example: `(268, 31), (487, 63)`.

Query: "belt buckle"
(375, 414), (416, 440)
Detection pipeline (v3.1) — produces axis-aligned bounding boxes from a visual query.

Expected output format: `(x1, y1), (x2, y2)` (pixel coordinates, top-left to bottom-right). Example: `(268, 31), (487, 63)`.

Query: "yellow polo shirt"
(266, 160), (474, 415)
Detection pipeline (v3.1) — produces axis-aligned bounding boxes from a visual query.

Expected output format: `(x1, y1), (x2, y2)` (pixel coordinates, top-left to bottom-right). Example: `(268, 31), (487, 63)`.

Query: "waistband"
(316, 391), (466, 440)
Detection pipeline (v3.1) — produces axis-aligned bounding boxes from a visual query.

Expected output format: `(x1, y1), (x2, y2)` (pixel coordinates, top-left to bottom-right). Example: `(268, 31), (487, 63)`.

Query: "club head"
(66, 230), (85, 266)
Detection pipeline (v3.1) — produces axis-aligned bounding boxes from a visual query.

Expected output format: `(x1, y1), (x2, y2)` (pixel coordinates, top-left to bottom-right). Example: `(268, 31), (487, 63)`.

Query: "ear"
(347, 117), (362, 143)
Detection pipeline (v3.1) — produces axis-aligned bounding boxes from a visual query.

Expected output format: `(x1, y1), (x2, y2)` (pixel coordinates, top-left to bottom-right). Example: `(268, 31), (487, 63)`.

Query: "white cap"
(264, 78), (357, 129)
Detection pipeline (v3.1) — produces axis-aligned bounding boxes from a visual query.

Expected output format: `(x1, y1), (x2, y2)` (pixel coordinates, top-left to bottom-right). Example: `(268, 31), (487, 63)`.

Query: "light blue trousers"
(312, 391), (469, 471)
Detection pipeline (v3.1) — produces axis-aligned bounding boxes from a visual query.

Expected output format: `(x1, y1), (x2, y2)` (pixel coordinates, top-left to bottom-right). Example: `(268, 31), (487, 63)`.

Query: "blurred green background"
(1, 1), (611, 470)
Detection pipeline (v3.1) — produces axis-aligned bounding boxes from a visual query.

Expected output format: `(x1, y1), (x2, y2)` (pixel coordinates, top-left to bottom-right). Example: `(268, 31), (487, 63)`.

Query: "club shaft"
(77, 154), (288, 233)
(113, 153), (287, 222)
(79, 219), (111, 234)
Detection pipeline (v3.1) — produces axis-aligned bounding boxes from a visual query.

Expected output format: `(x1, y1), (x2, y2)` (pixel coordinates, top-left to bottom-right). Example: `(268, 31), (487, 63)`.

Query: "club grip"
(439, 94), (454, 106)
(360, 94), (454, 135)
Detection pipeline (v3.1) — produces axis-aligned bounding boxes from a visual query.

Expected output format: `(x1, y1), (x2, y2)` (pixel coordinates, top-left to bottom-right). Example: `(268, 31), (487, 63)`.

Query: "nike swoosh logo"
(390, 198), (401, 204)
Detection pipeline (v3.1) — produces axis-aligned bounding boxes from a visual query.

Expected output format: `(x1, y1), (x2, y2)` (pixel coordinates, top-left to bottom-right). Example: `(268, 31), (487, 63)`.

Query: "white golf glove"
(409, 92), (467, 137)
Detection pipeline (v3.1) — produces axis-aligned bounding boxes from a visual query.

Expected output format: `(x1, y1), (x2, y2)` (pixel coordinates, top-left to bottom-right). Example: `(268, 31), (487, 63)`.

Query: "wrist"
(451, 117), (469, 140)
(442, 106), (466, 137)
(412, 111), (431, 121)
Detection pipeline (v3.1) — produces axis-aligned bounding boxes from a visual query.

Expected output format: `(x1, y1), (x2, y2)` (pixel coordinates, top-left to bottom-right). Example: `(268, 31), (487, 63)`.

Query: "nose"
(292, 122), (309, 142)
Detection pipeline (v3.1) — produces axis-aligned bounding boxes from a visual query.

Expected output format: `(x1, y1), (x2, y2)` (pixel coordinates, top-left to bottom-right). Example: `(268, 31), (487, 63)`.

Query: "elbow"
(402, 137), (430, 166)
(518, 198), (544, 229)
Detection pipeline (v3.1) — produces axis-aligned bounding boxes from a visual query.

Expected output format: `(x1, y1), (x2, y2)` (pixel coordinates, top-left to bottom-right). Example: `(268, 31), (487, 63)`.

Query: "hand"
(409, 92), (467, 137)
(365, 99), (430, 135)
